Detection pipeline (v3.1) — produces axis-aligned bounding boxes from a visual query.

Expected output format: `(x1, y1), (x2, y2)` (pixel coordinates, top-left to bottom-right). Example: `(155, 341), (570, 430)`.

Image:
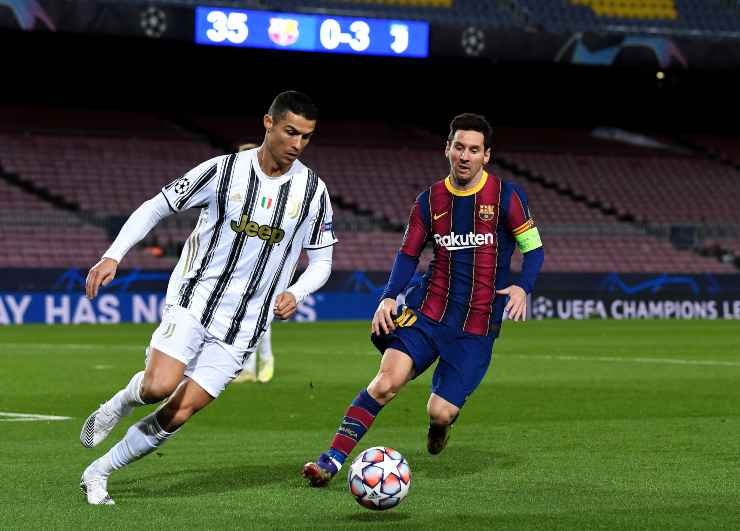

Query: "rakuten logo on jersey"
(433, 232), (494, 250)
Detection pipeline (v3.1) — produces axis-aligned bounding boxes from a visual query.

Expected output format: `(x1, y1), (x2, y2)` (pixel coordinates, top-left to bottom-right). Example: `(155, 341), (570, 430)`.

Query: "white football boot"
(80, 460), (115, 505)
(257, 357), (274, 383)
(80, 403), (122, 448)
(233, 353), (257, 383)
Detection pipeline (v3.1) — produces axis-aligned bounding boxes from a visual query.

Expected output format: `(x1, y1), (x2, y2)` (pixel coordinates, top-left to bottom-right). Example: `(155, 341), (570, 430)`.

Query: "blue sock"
(328, 389), (384, 466)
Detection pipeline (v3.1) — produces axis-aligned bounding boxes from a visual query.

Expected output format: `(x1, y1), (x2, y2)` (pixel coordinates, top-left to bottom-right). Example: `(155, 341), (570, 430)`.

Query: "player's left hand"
(274, 291), (297, 320)
(496, 285), (527, 322)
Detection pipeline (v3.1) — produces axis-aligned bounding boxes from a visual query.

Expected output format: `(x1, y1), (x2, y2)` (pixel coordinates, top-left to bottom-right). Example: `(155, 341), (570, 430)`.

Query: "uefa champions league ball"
(347, 447), (411, 510)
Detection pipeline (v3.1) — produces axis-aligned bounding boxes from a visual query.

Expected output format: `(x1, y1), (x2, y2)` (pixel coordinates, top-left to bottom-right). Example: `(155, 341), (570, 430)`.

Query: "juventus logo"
(161, 323), (176, 339)
(287, 199), (300, 219)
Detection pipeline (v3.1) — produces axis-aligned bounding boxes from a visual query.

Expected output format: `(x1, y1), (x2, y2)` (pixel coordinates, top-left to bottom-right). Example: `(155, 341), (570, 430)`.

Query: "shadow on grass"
(115, 462), (299, 498)
(113, 447), (520, 499)
(346, 510), (411, 523)
(407, 446), (521, 478)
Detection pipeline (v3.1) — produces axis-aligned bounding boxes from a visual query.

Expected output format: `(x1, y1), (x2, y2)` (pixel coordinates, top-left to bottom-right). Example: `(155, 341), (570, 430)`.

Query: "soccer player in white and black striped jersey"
(79, 91), (337, 505)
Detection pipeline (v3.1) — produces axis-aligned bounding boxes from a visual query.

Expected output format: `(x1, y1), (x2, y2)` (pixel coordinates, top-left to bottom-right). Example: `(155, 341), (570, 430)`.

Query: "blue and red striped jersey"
(400, 170), (541, 336)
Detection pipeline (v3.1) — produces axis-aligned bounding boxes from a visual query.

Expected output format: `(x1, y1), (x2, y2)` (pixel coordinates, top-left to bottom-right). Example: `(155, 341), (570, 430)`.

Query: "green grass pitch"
(1, 320), (739, 530)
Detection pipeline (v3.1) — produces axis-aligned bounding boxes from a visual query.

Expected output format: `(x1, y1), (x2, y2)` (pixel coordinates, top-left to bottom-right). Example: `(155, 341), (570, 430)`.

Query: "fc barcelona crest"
(268, 18), (300, 46)
(479, 204), (496, 221)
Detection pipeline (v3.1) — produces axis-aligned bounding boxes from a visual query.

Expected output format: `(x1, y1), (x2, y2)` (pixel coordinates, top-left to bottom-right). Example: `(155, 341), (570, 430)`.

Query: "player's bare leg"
(81, 377), (213, 505)
(302, 348), (414, 486)
(80, 348), (185, 448)
(426, 393), (459, 455)
(154, 377), (214, 432)
(366, 348), (416, 406)
(80, 348), (186, 505)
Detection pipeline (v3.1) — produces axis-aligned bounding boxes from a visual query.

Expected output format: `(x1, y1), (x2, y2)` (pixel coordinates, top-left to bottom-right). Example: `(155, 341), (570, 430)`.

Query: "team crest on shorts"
(479, 204), (496, 221)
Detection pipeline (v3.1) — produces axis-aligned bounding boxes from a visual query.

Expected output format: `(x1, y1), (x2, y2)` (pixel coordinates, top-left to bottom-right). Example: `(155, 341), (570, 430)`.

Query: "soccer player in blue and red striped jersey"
(302, 113), (544, 486)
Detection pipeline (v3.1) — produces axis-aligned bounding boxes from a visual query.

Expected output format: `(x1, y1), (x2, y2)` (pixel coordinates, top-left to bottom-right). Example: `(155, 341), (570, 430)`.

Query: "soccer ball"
(347, 447), (411, 511)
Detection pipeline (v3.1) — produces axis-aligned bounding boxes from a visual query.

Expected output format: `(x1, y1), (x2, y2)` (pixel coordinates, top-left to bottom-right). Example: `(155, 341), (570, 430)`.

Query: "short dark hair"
(448, 113), (493, 150)
(268, 91), (318, 123)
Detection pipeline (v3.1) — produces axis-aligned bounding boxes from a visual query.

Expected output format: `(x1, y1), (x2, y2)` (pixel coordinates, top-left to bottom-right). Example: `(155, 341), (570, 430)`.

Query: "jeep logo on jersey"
(433, 231), (495, 250)
(230, 215), (285, 244)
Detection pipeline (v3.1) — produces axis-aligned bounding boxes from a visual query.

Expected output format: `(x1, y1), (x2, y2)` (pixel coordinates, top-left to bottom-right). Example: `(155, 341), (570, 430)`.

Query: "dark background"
(3, 27), (739, 135)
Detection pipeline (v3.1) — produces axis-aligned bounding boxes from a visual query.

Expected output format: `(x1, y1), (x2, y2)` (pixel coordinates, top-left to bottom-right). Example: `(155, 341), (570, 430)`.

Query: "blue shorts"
(371, 308), (495, 408)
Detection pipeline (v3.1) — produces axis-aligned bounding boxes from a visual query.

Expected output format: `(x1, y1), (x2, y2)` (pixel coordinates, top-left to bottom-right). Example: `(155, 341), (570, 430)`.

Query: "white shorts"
(149, 305), (252, 398)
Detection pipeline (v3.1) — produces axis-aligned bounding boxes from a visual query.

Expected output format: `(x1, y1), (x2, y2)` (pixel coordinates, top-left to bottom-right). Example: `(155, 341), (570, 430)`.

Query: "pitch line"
(512, 354), (740, 367)
(0, 412), (72, 422)
(2, 343), (738, 367)
(0, 343), (142, 351)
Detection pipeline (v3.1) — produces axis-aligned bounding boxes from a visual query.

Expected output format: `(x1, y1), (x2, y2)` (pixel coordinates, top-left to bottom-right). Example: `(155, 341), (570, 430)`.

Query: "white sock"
(103, 412), (178, 473)
(102, 371), (146, 418)
(242, 352), (256, 373)
(91, 453), (115, 479)
(259, 326), (273, 361)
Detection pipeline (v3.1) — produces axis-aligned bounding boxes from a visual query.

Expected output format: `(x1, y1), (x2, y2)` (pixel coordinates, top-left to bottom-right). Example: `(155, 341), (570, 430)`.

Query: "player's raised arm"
(86, 156), (224, 300)
(85, 193), (172, 299)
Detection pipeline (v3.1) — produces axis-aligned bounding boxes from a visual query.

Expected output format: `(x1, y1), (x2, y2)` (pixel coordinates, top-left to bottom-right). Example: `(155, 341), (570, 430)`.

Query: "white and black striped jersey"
(160, 148), (337, 350)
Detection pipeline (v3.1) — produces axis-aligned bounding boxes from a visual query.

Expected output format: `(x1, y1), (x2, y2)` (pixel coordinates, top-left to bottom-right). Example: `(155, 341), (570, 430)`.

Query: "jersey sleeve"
(303, 185), (338, 249)
(506, 184), (543, 253)
(399, 194), (431, 258)
(160, 156), (223, 213)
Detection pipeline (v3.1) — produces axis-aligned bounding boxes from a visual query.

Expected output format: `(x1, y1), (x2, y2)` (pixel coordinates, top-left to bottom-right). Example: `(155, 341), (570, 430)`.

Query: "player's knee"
(140, 378), (177, 403)
(368, 372), (404, 404)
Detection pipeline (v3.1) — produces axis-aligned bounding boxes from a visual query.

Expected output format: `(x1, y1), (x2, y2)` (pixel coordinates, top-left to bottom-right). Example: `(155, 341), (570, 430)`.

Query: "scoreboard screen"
(194, 7), (429, 58)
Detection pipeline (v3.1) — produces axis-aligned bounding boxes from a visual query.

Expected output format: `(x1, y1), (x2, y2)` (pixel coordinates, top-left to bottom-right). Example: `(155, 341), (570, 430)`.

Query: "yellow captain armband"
(515, 227), (542, 253)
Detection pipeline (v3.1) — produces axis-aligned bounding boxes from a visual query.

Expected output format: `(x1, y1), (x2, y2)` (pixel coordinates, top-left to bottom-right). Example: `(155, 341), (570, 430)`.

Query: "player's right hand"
(85, 257), (118, 299)
(372, 298), (398, 336)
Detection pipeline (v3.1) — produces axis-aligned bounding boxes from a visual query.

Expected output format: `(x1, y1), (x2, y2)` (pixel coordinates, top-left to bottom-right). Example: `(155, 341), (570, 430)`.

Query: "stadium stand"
(0, 134), (219, 216)
(117, 0), (512, 26)
(0, 175), (183, 270)
(503, 152), (740, 225)
(118, 0), (740, 34)
(517, 0), (740, 33)
(570, 0), (678, 20)
(315, 154), (737, 274)
(690, 135), (740, 165)
(333, 231), (739, 274)
(0, 177), (107, 268)
(0, 106), (736, 273)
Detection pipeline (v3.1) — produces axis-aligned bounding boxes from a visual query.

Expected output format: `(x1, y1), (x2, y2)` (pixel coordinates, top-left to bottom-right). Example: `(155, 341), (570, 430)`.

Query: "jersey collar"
(251, 149), (299, 185)
(444, 170), (488, 197)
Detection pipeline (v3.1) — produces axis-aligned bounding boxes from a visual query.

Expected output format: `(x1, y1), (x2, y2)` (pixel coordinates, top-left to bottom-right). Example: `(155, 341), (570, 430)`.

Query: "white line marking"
(512, 354), (740, 367)
(0, 412), (72, 422)
(0, 343), (142, 351)
(2, 344), (738, 367)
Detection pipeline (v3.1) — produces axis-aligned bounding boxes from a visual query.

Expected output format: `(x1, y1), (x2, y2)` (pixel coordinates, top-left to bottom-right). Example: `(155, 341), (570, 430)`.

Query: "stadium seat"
(1, 118), (736, 273)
